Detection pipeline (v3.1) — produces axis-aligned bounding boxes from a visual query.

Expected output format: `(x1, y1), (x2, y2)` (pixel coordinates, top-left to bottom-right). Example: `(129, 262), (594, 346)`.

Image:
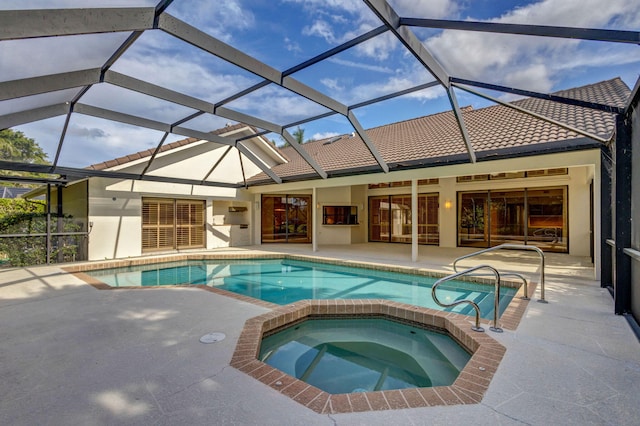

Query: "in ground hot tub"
(259, 317), (470, 394)
(231, 300), (506, 414)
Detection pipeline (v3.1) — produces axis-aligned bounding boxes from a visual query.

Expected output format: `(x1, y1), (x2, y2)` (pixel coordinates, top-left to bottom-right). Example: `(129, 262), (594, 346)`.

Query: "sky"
(1, 0), (640, 169)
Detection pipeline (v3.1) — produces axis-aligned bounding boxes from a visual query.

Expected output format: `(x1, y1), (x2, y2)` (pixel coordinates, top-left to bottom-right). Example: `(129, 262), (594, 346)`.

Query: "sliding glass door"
(489, 190), (525, 246)
(369, 194), (439, 244)
(457, 187), (567, 252)
(261, 195), (311, 243)
(458, 193), (488, 248)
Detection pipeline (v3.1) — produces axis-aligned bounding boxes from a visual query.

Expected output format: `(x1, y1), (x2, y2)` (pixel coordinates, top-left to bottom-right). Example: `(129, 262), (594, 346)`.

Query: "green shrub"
(0, 201), (82, 266)
(0, 198), (45, 216)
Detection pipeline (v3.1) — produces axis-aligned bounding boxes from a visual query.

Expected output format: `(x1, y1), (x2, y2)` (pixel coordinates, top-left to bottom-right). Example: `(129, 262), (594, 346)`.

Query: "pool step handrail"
(432, 264), (503, 333)
(453, 243), (546, 303)
(456, 267), (529, 301)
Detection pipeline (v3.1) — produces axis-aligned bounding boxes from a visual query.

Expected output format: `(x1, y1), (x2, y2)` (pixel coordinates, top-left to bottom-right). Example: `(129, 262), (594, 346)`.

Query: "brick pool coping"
(64, 252), (534, 331)
(230, 300), (506, 414)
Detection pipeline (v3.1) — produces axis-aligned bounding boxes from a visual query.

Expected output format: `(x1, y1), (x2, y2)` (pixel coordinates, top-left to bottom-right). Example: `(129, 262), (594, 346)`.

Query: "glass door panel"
(458, 192), (488, 248)
(390, 195), (412, 243)
(489, 190), (525, 246)
(369, 196), (390, 242)
(261, 196), (276, 242)
(417, 194), (439, 245)
(287, 196), (311, 243)
(527, 187), (567, 251)
(261, 195), (311, 243)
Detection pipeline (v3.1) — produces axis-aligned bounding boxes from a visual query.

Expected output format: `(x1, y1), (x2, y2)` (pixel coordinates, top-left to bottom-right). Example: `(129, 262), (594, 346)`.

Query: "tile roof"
(247, 77), (629, 184)
(87, 78), (630, 185)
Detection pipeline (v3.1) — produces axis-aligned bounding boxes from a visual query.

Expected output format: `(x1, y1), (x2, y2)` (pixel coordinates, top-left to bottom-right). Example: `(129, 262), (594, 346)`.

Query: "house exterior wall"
(316, 186), (352, 245)
(88, 178), (142, 260)
(87, 177), (252, 260)
(85, 149), (601, 276)
(51, 181), (88, 222)
(350, 185), (368, 244)
(251, 149), (601, 270)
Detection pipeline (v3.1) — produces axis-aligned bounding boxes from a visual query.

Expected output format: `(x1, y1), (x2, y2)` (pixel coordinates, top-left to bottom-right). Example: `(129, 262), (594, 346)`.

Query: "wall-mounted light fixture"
(444, 199), (452, 209)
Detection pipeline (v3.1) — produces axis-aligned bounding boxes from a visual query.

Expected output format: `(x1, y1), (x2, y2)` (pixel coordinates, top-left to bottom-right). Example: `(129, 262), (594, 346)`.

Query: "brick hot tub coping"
(230, 299), (506, 414)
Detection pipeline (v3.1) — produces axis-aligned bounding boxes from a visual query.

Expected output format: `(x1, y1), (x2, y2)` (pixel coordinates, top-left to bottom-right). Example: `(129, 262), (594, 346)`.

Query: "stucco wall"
(87, 177), (249, 260)
(252, 150), (600, 260)
(316, 186), (353, 245)
(350, 185), (368, 244)
(51, 181), (88, 222)
(567, 167), (593, 257)
(88, 178), (142, 260)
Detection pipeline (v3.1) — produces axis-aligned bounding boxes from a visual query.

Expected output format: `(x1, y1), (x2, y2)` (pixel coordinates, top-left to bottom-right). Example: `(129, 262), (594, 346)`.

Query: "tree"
(0, 129), (50, 187)
(0, 129), (49, 164)
(292, 126), (305, 144)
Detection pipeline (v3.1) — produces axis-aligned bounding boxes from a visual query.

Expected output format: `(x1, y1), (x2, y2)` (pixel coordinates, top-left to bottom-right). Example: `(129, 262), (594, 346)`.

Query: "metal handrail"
(432, 264), (502, 333)
(454, 262), (529, 300)
(453, 243), (546, 303)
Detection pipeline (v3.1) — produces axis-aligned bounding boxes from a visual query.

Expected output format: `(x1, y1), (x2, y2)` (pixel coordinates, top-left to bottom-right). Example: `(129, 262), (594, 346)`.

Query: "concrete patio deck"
(1, 244), (639, 425)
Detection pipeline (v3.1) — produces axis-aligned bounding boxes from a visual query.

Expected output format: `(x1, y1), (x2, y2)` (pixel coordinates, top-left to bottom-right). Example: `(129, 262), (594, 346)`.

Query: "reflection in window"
(261, 195), (311, 243)
(368, 193), (438, 245)
(457, 187), (567, 252)
(527, 188), (566, 249)
(368, 178), (438, 189)
(322, 206), (358, 225)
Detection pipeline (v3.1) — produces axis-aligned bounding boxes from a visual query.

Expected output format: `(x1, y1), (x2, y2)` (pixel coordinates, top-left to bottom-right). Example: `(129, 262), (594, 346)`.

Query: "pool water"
(259, 317), (471, 394)
(86, 258), (516, 319)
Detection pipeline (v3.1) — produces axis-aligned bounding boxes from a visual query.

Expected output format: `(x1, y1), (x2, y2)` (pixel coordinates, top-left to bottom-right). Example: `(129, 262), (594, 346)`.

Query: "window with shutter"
(142, 198), (205, 252)
(176, 200), (205, 249)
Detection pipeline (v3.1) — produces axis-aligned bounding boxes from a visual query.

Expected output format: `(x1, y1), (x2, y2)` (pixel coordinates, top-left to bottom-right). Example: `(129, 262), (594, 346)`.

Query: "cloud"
(281, 0), (364, 15)
(225, 85), (330, 124)
(350, 75), (443, 104)
(168, 0), (255, 43)
(354, 32), (399, 61)
(290, 0), (458, 61)
(284, 37), (302, 53)
(112, 51), (258, 104)
(320, 78), (344, 92)
(327, 58), (394, 74)
(67, 124), (109, 140)
(317, 56), (442, 105)
(424, 0), (640, 93)
(302, 20), (338, 43)
(311, 131), (340, 140)
(389, 0), (458, 18)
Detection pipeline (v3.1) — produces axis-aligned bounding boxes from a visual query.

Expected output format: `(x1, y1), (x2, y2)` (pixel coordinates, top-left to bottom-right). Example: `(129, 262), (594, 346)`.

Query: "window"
(368, 178), (438, 189)
(142, 198), (205, 252)
(368, 193), (439, 244)
(322, 206), (358, 225)
(261, 195), (311, 243)
(457, 187), (567, 252)
(526, 168), (568, 177)
(457, 168), (568, 182)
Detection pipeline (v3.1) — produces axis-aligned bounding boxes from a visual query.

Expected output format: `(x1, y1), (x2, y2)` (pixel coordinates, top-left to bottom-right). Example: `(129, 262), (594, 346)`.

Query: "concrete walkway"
(1, 244), (638, 425)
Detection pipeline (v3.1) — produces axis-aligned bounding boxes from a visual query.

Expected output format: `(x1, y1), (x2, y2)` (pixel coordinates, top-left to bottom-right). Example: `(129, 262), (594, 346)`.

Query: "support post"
(600, 146), (613, 288)
(312, 187), (318, 252)
(614, 114), (632, 314)
(57, 185), (64, 263)
(411, 179), (418, 262)
(46, 184), (51, 265)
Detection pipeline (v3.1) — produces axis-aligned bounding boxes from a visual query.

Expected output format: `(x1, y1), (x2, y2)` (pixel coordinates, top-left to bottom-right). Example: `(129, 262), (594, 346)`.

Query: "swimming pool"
(259, 317), (471, 394)
(85, 258), (516, 319)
